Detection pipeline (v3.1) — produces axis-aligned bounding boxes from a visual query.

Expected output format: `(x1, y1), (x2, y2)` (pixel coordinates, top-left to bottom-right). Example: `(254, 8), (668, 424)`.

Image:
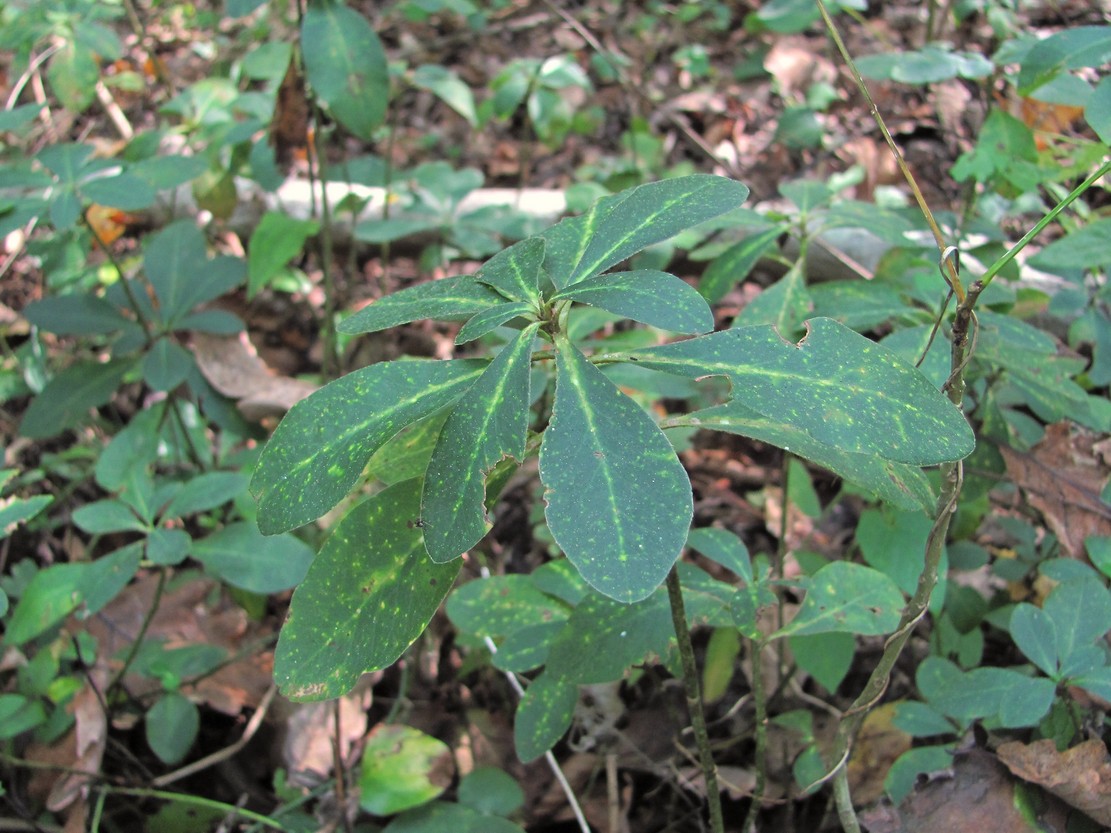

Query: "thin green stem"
(666, 566), (724, 833)
(106, 567), (168, 700)
(100, 787), (289, 831)
(815, 0), (963, 301)
(979, 159), (1111, 289)
(741, 637), (768, 833)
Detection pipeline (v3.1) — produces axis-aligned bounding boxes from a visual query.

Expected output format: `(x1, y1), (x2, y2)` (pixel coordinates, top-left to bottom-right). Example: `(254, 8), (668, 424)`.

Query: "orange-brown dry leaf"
(193, 331), (318, 420)
(847, 702), (913, 805)
(281, 684), (373, 784)
(999, 421), (1111, 559)
(85, 204), (134, 245)
(82, 573), (272, 715)
(997, 738), (1111, 826)
(270, 58), (310, 169)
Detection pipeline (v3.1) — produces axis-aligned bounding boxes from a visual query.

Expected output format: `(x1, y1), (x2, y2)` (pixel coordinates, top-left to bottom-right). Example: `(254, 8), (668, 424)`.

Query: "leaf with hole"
(627, 317), (975, 466)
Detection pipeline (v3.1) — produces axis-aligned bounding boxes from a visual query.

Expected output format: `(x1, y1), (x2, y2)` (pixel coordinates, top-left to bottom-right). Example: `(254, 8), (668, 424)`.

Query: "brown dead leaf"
(82, 573), (272, 715)
(997, 738), (1111, 826)
(763, 38), (837, 101)
(848, 703), (913, 806)
(193, 331), (318, 420)
(859, 748), (1068, 833)
(999, 421), (1111, 559)
(282, 684), (373, 785)
(270, 57), (310, 170)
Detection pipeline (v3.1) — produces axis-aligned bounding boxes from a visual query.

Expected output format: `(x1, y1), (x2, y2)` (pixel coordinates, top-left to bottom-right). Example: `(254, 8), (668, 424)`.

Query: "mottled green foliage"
(422, 324), (539, 562)
(275, 480), (459, 700)
(339, 275), (504, 335)
(628, 317), (975, 465)
(773, 561), (904, 638)
(551, 270), (714, 334)
(252, 360), (485, 533)
(540, 335), (692, 602)
(513, 671), (579, 763)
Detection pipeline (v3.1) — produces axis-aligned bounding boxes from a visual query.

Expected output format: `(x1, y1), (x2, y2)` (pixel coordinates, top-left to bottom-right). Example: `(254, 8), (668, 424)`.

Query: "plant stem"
(665, 566), (724, 833)
(741, 637), (767, 833)
(978, 159), (1111, 289)
(816, 0), (964, 302)
(100, 787), (289, 831)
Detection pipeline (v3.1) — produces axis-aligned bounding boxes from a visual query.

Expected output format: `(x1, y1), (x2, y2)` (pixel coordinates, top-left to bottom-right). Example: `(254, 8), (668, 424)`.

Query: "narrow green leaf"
(23, 295), (130, 336)
(1086, 75), (1111, 144)
(773, 561), (904, 638)
(274, 481), (460, 700)
(47, 41), (98, 112)
(252, 359), (486, 534)
(673, 399), (934, 511)
(72, 499), (147, 534)
(192, 522), (313, 593)
(144, 223), (245, 324)
(20, 358), (134, 440)
(700, 225), (785, 304)
(301, 0), (389, 140)
(552, 270), (713, 334)
(83, 172), (157, 211)
(247, 212), (319, 297)
(628, 317), (975, 466)
(474, 236), (545, 305)
(0, 495), (53, 537)
(422, 324), (538, 562)
(540, 336), (692, 602)
(543, 175), (750, 289)
(338, 276), (504, 335)
(455, 301), (536, 344)
(514, 671), (578, 763)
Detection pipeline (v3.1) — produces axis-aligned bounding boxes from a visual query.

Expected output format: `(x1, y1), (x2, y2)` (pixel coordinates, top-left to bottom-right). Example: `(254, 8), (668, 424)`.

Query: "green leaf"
(365, 410), (450, 486)
(542, 175), (750, 289)
(1086, 75), (1111, 144)
(474, 237), (545, 305)
(144, 222), (245, 324)
(789, 632), (855, 692)
(142, 337), (194, 392)
(411, 64), (478, 126)
(1030, 217), (1111, 270)
(47, 41), (98, 112)
(699, 225), (785, 304)
(687, 527), (752, 584)
(72, 499), (147, 534)
(514, 671), (578, 763)
(540, 336), (692, 603)
(358, 724), (452, 815)
(247, 212), (319, 297)
(385, 803), (525, 833)
(856, 508), (945, 600)
(1009, 603), (1058, 677)
(0, 694), (46, 740)
(885, 745), (954, 804)
(457, 767), (524, 816)
(422, 324), (538, 561)
(893, 701), (954, 737)
(4, 546), (141, 646)
(773, 561), (903, 638)
(83, 172), (157, 211)
(732, 259), (812, 337)
(0, 494), (53, 537)
(627, 317), (975, 466)
(161, 471), (248, 519)
(552, 270), (714, 334)
(545, 588), (673, 683)
(1044, 578), (1111, 663)
(146, 528), (191, 566)
(446, 575), (570, 638)
(1017, 26), (1111, 96)
(192, 523), (313, 593)
(455, 301), (536, 345)
(252, 359), (485, 534)
(23, 295), (130, 336)
(146, 692), (199, 765)
(338, 276), (504, 335)
(20, 358), (134, 440)
(998, 674), (1055, 728)
(274, 481), (460, 700)
(301, 0), (389, 140)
